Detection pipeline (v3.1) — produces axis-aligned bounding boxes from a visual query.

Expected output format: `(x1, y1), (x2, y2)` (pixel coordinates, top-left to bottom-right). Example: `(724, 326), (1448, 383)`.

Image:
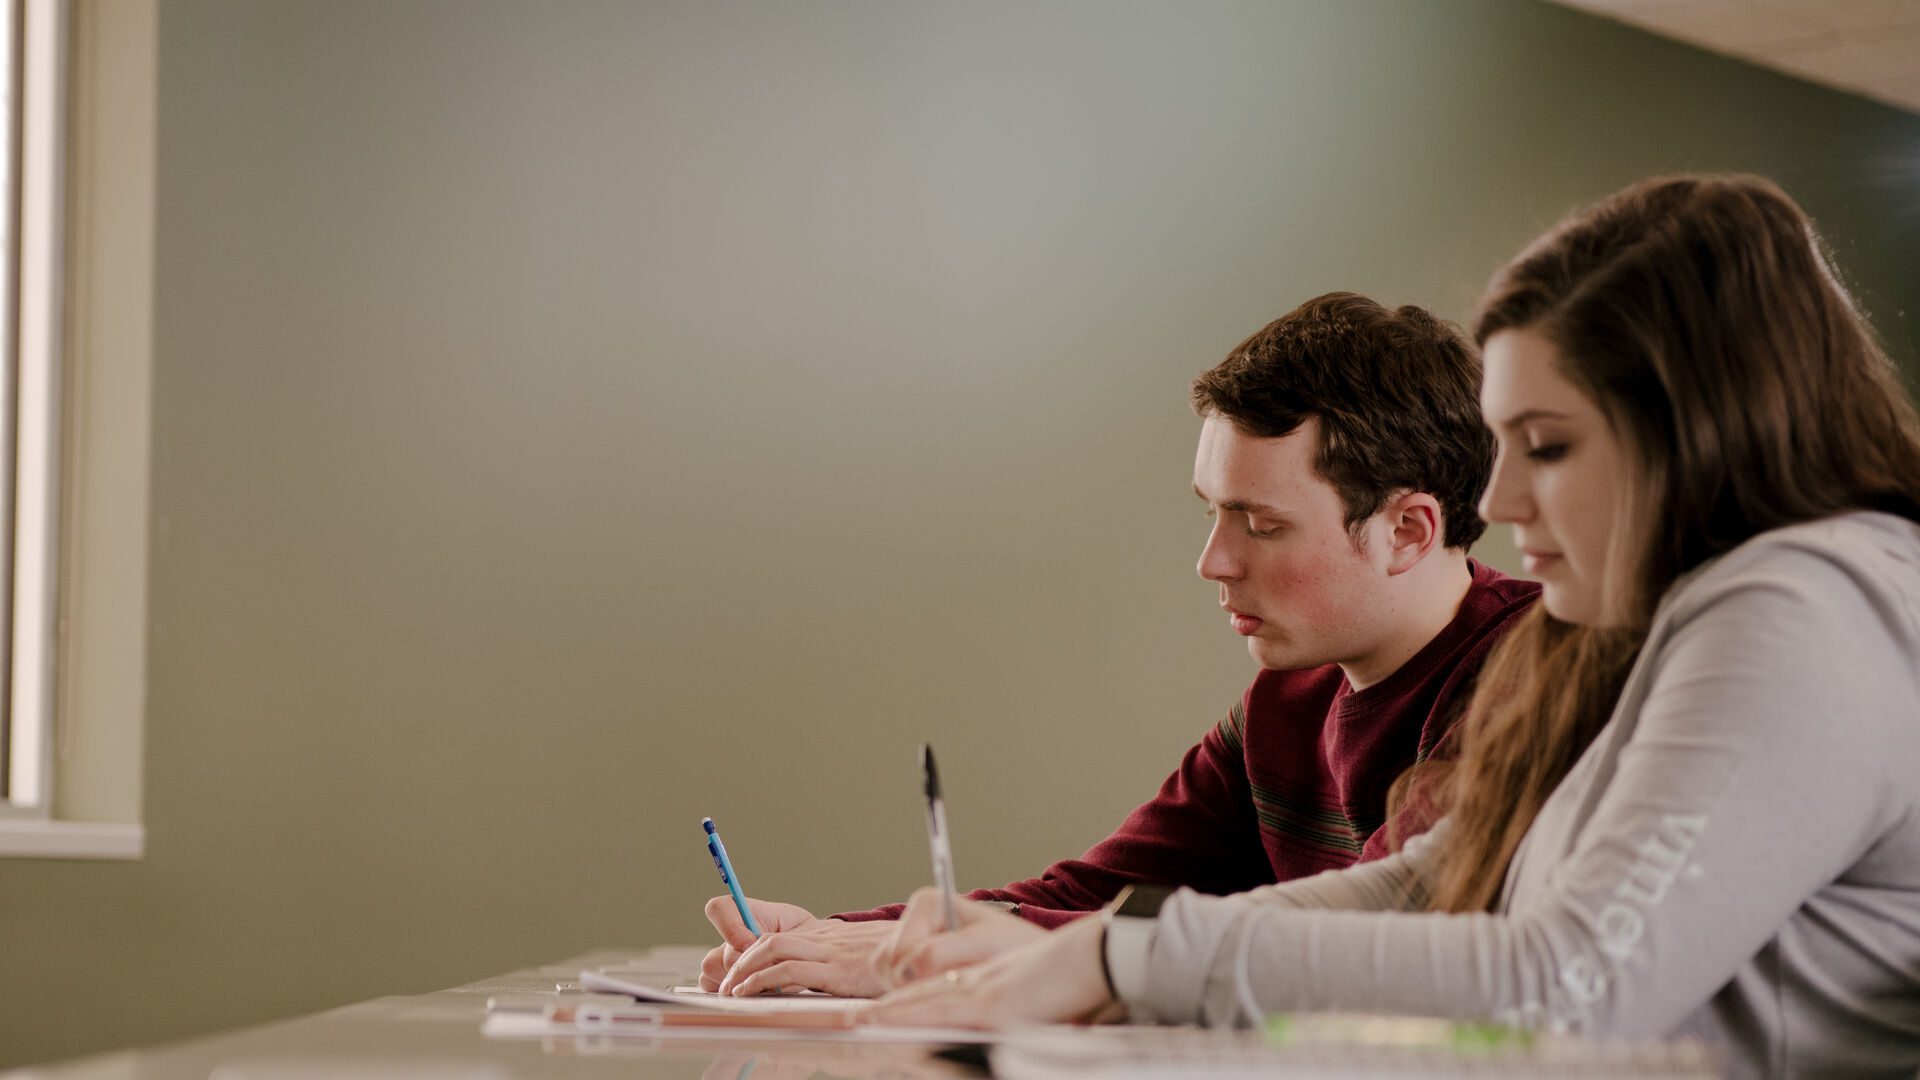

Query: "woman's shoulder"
(1632, 513), (1920, 782)
(1662, 510), (1920, 643)
(1698, 510), (1920, 583)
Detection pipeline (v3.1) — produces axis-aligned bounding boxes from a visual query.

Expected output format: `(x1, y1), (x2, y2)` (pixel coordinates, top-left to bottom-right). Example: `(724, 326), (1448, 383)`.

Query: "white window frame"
(0, 0), (152, 859)
(2, 0), (68, 818)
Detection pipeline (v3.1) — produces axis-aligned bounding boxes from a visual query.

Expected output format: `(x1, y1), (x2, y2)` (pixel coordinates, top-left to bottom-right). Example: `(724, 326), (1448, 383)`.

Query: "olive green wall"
(4, 0), (1917, 1066)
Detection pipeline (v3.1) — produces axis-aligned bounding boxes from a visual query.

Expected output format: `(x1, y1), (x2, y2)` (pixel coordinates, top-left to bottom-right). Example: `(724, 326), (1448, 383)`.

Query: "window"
(1, 0), (70, 818)
(0, 0), (151, 858)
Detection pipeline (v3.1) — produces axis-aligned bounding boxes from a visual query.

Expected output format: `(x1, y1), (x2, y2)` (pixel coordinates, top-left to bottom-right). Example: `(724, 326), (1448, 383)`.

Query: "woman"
(864, 175), (1920, 1078)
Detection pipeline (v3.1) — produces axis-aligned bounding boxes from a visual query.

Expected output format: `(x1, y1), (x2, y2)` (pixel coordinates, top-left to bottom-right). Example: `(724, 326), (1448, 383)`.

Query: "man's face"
(1192, 415), (1393, 671)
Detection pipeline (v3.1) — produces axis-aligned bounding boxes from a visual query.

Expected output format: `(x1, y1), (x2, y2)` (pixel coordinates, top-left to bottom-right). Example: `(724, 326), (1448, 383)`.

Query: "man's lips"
(1224, 607), (1264, 636)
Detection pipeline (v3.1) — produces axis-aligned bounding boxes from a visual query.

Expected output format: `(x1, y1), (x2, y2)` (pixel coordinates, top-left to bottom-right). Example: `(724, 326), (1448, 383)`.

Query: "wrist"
(1098, 924), (1119, 999)
(1100, 885), (1173, 1009)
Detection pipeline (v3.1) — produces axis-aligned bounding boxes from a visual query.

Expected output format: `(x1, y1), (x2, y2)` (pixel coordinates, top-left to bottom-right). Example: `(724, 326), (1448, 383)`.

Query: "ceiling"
(1549, 0), (1920, 115)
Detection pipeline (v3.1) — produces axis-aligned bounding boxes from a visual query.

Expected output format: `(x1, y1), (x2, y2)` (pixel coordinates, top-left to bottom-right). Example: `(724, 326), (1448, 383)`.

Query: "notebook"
(580, 969), (859, 1012)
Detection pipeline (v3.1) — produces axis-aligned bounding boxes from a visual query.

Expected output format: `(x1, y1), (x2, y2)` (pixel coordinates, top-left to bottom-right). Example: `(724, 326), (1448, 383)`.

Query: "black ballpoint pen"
(921, 743), (960, 931)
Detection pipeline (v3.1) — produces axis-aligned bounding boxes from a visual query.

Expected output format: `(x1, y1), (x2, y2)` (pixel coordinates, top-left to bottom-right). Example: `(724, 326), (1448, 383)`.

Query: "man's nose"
(1196, 520), (1241, 582)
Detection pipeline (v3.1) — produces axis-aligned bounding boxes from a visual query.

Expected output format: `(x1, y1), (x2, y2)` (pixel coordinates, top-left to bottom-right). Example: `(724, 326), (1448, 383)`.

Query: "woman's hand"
(860, 912), (1116, 1030)
(873, 887), (1047, 986)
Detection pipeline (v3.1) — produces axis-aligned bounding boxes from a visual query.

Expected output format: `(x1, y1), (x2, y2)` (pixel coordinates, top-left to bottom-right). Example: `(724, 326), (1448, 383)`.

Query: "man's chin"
(1247, 638), (1299, 671)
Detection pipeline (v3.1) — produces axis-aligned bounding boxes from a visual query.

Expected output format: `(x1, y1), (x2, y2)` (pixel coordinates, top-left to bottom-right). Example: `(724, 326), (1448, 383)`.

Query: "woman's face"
(1478, 328), (1635, 626)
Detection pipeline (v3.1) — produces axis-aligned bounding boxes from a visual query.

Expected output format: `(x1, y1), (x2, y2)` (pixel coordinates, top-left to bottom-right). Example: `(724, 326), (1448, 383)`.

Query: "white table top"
(6, 947), (978, 1080)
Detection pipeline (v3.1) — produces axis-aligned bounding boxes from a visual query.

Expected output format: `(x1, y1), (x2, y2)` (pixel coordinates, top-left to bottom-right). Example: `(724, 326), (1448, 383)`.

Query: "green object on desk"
(1450, 1020), (1536, 1052)
(1264, 1013), (1535, 1053)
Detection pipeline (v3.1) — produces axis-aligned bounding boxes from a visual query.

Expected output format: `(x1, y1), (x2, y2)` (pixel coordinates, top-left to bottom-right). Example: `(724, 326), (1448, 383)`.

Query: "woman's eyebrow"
(1496, 407), (1572, 432)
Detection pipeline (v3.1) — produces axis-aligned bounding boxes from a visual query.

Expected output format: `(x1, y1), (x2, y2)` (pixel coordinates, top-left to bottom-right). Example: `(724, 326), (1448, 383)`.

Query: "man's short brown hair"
(1190, 292), (1492, 549)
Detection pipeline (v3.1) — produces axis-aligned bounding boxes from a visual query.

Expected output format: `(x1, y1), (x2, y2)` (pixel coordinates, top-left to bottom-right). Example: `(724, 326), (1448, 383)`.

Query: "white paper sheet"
(482, 1012), (988, 1044)
(580, 969), (863, 1012)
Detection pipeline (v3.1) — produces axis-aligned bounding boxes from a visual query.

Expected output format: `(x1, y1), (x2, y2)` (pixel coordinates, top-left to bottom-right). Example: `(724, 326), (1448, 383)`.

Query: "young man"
(701, 293), (1541, 997)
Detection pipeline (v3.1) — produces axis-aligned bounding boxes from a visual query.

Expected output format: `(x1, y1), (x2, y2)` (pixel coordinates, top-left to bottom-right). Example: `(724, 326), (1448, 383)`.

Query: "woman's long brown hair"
(1412, 174), (1920, 914)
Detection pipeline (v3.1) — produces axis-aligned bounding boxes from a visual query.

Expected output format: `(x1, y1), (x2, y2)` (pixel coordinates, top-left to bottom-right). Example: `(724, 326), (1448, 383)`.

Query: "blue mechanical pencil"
(703, 817), (762, 937)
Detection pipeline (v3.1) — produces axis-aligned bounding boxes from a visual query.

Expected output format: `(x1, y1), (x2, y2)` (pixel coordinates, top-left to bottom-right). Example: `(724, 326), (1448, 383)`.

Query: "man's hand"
(701, 894), (903, 997)
(859, 913), (1115, 1030)
(698, 896), (820, 991)
(874, 887), (1047, 985)
(716, 916), (901, 997)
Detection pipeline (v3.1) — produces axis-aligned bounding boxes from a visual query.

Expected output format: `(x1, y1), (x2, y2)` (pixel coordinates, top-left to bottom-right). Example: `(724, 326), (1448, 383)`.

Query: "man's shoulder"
(1459, 563), (1543, 636)
(1470, 562), (1544, 606)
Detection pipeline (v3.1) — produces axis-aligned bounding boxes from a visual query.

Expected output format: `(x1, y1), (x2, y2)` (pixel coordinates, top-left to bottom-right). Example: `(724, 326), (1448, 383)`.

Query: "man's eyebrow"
(1193, 485), (1289, 518)
(1497, 407), (1572, 431)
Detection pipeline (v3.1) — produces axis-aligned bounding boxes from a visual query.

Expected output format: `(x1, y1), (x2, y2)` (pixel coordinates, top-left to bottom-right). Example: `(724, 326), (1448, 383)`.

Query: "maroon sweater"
(834, 562), (1539, 928)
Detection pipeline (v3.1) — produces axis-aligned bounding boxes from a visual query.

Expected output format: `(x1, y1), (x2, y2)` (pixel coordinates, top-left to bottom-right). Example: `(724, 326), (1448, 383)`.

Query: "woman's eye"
(1526, 443), (1569, 462)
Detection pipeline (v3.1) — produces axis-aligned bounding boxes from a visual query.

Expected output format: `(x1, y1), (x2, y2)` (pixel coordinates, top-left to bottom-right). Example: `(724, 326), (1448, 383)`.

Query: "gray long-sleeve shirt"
(1112, 511), (1920, 1078)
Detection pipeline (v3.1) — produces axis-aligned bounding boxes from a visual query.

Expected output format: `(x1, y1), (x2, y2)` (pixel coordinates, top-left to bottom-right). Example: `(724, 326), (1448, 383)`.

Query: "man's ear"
(1382, 491), (1443, 575)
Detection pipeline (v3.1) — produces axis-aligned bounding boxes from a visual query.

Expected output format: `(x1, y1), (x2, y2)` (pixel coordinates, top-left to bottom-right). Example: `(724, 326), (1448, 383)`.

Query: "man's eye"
(1526, 443), (1569, 462)
(1246, 522), (1281, 539)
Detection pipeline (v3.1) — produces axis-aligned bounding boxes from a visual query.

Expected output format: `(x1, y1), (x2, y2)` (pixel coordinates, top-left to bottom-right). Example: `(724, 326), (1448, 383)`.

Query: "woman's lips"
(1522, 551), (1562, 574)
